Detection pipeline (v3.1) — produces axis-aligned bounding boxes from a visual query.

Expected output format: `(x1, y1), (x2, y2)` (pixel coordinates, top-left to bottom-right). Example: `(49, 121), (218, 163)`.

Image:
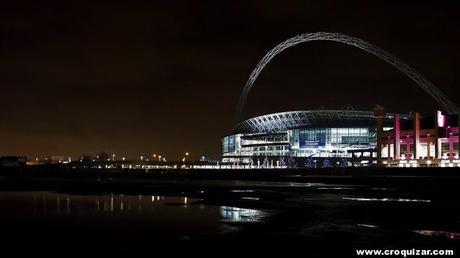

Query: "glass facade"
(289, 127), (374, 158)
(222, 135), (236, 153)
(291, 128), (372, 148)
(222, 127), (376, 162)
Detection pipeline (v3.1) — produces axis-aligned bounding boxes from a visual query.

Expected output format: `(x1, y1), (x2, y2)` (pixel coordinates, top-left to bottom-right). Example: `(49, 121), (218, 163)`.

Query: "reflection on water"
(342, 197), (431, 203)
(231, 181), (318, 188)
(414, 230), (460, 240)
(317, 187), (354, 190)
(1, 191), (270, 243)
(357, 223), (379, 228)
(241, 197), (260, 201)
(220, 206), (267, 222)
(231, 190), (255, 193)
(42, 193), (189, 213)
(0, 191), (269, 225)
(0, 191), (203, 215)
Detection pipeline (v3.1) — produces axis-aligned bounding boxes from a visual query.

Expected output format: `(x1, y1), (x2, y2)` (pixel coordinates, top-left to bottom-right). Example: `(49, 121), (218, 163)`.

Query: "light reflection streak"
(317, 187), (354, 190)
(230, 190), (255, 193)
(357, 224), (378, 228)
(342, 197), (431, 203)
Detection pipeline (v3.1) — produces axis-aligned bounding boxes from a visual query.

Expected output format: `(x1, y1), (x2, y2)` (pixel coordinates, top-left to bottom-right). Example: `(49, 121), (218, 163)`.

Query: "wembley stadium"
(221, 33), (459, 168)
(222, 110), (412, 168)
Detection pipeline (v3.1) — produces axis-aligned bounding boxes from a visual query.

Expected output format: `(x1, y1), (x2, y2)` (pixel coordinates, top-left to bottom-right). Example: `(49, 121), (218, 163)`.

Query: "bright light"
(122, 157), (126, 161)
(185, 152), (189, 156)
(437, 110), (446, 127)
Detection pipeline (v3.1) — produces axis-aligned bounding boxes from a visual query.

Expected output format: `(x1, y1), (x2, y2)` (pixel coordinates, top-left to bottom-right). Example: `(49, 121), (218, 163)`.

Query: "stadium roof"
(233, 110), (411, 134)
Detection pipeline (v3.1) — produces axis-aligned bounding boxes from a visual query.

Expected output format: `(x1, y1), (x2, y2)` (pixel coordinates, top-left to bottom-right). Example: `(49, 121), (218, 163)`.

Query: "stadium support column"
(394, 114), (401, 160)
(435, 111), (443, 159)
(427, 141), (431, 159)
(374, 106), (385, 167)
(413, 112), (421, 160)
(435, 125), (440, 160)
(387, 142), (391, 158)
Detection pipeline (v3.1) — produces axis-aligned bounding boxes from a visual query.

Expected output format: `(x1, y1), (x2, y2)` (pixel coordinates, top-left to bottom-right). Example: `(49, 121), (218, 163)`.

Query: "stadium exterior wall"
(222, 110), (409, 168)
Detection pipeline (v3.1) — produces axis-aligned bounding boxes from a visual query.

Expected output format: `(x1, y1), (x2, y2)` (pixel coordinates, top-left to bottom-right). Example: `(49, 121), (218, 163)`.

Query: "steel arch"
(235, 32), (458, 124)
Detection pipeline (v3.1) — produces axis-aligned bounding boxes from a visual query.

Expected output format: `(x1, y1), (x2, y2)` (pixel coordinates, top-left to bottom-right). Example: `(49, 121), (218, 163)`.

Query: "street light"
(184, 152), (189, 163)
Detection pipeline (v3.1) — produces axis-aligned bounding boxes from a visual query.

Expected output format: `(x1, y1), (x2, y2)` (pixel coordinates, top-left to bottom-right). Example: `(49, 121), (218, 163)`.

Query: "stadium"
(221, 33), (459, 168)
(222, 109), (411, 168)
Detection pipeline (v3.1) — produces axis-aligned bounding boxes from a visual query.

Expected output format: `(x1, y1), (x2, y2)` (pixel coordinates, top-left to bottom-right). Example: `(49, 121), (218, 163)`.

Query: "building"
(221, 109), (408, 168)
(382, 111), (459, 167)
(221, 109), (459, 168)
(0, 156), (27, 168)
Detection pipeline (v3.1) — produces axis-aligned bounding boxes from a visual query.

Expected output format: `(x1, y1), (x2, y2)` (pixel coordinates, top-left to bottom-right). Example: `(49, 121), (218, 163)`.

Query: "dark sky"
(1, 0), (459, 160)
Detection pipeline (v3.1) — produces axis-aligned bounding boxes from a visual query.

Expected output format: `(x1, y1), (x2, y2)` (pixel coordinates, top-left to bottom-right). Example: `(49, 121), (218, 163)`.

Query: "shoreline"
(1, 165), (460, 194)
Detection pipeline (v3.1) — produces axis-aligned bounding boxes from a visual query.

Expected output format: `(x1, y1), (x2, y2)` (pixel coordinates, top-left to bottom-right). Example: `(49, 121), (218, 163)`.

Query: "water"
(1, 180), (459, 254)
(0, 191), (267, 237)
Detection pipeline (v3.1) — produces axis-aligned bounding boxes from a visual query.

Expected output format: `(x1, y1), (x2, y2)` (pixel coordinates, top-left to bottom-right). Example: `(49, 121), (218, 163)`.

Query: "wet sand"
(1, 167), (460, 256)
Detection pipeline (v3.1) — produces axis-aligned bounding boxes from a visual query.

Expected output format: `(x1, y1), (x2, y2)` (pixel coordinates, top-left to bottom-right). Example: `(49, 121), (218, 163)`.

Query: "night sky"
(1, 0), (459, 160)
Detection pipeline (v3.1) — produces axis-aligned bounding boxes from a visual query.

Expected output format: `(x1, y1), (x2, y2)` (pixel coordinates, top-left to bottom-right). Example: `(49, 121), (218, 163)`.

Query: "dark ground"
(1, 166), (460, 256)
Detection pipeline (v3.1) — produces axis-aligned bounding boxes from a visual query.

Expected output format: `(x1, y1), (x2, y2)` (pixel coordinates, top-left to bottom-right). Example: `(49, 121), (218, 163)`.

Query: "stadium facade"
(221, 109), (459, 168)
